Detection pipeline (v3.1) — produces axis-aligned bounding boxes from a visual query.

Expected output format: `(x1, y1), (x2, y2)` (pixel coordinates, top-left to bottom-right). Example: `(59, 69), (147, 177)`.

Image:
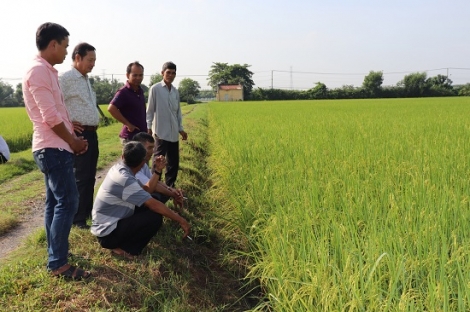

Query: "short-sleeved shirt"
(59, 67), (100, 126)
(91, 162), (152, 237)
(135, 163), (152, 184)
(110, 81), (147, 140)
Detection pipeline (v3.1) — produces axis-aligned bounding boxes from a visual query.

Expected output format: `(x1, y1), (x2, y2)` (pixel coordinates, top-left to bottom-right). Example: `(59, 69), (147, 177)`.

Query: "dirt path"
(0, 161), (116, 259)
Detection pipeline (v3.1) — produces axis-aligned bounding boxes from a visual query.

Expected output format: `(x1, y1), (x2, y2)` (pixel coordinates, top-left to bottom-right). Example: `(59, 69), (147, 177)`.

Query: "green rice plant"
(0, 105), (114, 154)
(208, 97), (470, 311)
(0, 107), (33, 152)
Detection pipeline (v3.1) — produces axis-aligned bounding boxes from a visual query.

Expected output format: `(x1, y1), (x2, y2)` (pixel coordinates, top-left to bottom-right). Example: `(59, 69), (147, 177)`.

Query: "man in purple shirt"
(23, 22), (91, 280)
(108, 61), (147, 143)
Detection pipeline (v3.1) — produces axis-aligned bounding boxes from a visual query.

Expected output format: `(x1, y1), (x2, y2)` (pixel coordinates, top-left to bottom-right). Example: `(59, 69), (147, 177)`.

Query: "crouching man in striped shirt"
(91, 141), (190, 260)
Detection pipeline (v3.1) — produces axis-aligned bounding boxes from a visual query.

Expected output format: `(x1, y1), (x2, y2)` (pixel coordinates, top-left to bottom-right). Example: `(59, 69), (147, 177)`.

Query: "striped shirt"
(91, 163), (152, 237)
(59, 67), (100, 126)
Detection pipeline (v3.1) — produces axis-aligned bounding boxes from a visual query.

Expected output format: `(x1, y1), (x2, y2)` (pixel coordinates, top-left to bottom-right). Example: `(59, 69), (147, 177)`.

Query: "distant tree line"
(2, 69), (469, 107)
(250, 71), (470, 101)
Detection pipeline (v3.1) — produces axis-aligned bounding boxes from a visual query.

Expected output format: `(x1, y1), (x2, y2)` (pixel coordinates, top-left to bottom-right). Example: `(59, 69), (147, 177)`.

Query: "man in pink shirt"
(23, 22), (90, 280)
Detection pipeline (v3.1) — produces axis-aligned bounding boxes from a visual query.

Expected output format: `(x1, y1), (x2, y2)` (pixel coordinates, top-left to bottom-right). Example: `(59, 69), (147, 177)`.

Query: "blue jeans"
(33, 148), (78, 271)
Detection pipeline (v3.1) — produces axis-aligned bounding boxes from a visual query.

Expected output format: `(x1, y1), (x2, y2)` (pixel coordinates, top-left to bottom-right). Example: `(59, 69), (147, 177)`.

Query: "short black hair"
(71, 42), (95, 61)
(132, 132), (155, 144)
(36, 22), (69, 51)
(122, 141), (146, 168)
(162, 61), (176, 72)
(126, 61), (144, 74)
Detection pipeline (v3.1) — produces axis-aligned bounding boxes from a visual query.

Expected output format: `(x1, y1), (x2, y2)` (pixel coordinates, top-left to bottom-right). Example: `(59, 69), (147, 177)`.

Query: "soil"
(0, 161), (116, 259)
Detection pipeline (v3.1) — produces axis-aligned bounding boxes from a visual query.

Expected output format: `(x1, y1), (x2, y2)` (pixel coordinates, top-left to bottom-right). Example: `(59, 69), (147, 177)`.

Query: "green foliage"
(0, 80), (18, 107)
(250, 88), (309, 101)
(89, 76), (124, 104)
(428, 74), (456, 96)
(207, 62), (254, 99)
(400, 72), (429, 97)
(307, 82), (329, 99)
(362, 70), (384, 97)
(178, 78), (201, 104)
(149, 73), (163, 87)
(329, 84), (364, 99)
(457, 83), (470, 96)
(13, 83), (24, 106)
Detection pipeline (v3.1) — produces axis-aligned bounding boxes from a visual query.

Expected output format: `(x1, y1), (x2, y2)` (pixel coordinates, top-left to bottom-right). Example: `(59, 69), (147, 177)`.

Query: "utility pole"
(271, 70), (273, 89)
(290, 66), (293, 90)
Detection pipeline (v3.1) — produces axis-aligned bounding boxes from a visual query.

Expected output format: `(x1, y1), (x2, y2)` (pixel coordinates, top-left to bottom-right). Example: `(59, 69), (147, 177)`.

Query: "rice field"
(208, 97), (470, 311)
(0, 107), (34, 152)
(0, 105), (112, 152)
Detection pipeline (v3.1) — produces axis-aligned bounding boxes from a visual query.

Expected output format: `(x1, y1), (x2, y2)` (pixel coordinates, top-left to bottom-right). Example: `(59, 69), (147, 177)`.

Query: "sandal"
(52, 264), (91, 281)
(111, 249), (136, 261)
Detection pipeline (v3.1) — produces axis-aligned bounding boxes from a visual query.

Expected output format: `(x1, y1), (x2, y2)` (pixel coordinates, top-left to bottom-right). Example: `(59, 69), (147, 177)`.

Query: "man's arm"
(142, 155), (165, 193)
(146, 86), (156, 135)
(143, 197), (190, 238)
(176, 89), (187, 140)
(51, 122), (88, 154)
(29, 70), (87, 154)
(108, 104), (139, 132)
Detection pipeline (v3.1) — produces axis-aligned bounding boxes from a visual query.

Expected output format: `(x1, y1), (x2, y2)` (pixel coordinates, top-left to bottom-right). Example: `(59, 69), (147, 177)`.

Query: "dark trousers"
(97, 206), (163, 255)
(73, 130), (99, 225)
(154, 139), (180, 187)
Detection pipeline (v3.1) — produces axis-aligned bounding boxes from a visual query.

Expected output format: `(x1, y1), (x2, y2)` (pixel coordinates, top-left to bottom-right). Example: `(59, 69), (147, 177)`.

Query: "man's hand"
(179, 131), (188, 141)
(171, 188), (184, 209)
(70, 136), (88, 155)
(179, 217), (191, 239)
(153, 155), (166, 172)
(72, 121), (84, 134)
(126, 124), (139, 133)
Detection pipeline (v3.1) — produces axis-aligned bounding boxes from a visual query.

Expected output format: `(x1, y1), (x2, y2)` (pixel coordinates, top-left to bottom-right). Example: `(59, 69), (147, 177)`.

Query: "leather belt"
(82, 125), (98, 131)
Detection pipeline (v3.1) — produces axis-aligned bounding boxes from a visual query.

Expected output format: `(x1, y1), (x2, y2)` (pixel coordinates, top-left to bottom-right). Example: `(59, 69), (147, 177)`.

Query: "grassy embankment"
(0, 103), (257, 311)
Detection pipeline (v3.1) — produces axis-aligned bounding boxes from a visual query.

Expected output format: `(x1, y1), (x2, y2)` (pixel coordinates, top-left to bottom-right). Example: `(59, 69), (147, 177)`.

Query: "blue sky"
(1, 0), (469, 90)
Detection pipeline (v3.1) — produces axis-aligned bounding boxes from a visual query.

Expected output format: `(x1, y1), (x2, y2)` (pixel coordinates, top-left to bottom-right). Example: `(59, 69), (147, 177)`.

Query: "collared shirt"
(91, 162), (152, 237)
(59, 67), (100, 126)
(146, 81), (183, 142)
(23, 55), (74, 153)
(110, 81), (147, 140)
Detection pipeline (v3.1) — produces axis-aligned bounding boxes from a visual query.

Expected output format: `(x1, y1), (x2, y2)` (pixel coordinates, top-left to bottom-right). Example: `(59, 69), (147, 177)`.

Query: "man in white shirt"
(0, 135), (10, 164)
(146, 62), (187, 191)
(133, 132), (184, 208)
(59, 42), (99, 229)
